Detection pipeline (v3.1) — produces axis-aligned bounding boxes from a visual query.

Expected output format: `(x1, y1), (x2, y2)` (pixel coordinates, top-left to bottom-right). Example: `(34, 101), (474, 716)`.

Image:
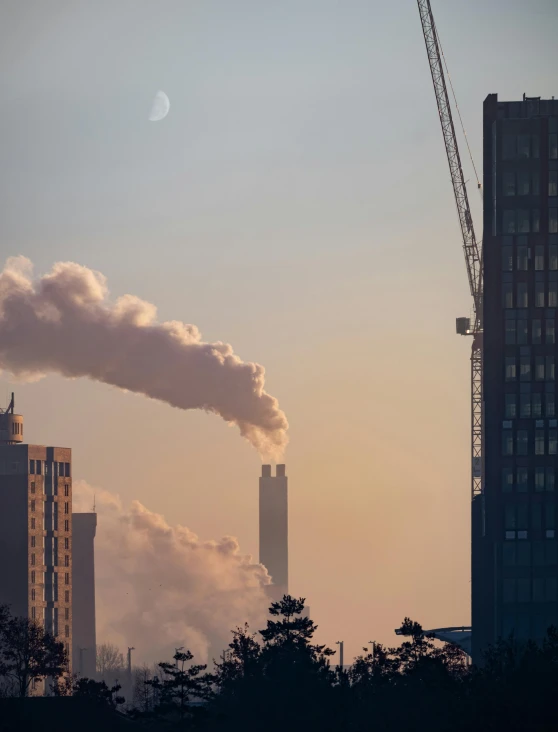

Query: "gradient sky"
(1, 0), (557, 663)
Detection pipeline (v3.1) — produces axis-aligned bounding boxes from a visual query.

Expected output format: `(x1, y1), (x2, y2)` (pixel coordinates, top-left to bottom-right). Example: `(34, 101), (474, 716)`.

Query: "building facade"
(475, 94), (558, 658)
(72, 512), (97, 679)
(0, 400), (73, 667)
(259, 464), (288, 601)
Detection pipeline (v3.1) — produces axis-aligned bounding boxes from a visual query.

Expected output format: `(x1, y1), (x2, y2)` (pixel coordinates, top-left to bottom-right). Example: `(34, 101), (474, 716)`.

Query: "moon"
(148, 91), (170, 122)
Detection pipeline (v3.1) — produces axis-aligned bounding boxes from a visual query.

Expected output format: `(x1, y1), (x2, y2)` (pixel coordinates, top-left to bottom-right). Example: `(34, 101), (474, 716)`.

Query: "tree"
(96, 642), (125, 677)
(132, 664), (157, 715)
(148, 648), (212, 722)
(72, 677), (125, 708)
(0, 613), (67, 697)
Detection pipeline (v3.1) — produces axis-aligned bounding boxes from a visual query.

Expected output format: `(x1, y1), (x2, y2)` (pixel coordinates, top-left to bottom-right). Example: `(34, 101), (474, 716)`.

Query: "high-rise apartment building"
(0, 396), (73, 665)
(72, 512), (97, 679)
(475, 95), (558, 658)
(259, 464), (288, 601)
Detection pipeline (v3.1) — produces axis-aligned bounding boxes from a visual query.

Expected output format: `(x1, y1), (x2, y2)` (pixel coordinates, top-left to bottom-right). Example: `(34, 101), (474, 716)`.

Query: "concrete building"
(72, 512), (97, 679)
(475, 95), (558, 657)
(0, 395), (73, 666)
(259, 464), (288, 600)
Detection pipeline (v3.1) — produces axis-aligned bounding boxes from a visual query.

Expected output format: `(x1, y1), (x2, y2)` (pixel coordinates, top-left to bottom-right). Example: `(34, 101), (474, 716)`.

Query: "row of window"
(29, 482), (70, 496)
(503, 540), (557, 566)
(29, 460), (70, 477)
(505, 317), (555, 345)
(29, 500), (70, 515)
(503, 577), (558, 604)
(502, 134), (540, 160)
(503, 170), (558, 197)
(502, 240), (558, 272)
(503, 467), (556, 493)
(504, 392), (556, 418)
(30, 553), (70, 566)
(505, 355), (556, 382)
(502, 427), (558, 456)
(504, 502), (555, 531)
(503, 279), (558, 308)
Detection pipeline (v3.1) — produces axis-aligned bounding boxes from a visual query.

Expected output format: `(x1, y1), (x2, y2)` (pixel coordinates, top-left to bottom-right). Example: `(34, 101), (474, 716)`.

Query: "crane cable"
(435, 24), (482, 197)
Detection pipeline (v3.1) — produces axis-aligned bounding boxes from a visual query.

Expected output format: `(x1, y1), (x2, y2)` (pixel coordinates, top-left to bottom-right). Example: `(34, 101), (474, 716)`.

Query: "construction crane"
(416, 0), (484, 500)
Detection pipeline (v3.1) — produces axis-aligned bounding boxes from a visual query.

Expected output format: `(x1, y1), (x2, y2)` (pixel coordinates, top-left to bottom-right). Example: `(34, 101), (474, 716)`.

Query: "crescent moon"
(149, 90), (170, 122)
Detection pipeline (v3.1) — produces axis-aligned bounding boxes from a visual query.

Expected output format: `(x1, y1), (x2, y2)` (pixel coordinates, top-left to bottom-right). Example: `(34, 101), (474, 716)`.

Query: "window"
(520, 393), (531, 418)
(64, 537), (69, 550)
(533, 209), (541, 233)
(503, 578), (515, 603)
(518, 319), (528, 344)
(503, 171), (515, 196)
(536, 356), (545, 380)
(64, 502), (69, 515)
(31, 554), (35, 566)
(64, 608), (69, 621)
(536, 429), (545, 455)
(502, 430), (514, 456)
(550, 134), (558, 160)
(535, 246), (545, 270)
(503, 210), (516, 234)
(547, 356), (556, 381)
(547, 320), (556, 344)
(36, 460), (41, 475)
(30, 481), (35, 494)
(517, 468), (529, 493)
(505, 504), (516, 529)
(64, 573), (69, 585)
(532, 393), (542, 418)
(550, 430), (557, 455)
(547, 468), (555, 492)
(505, 319), (516, 344)
(505, 394), (517, 418)
(502, 467), (514, 492)
(31, 536), (36, 548)
(30, 500), (35, 512)
(31, 607), (36, 620)
(517, 246), (529, 270)
(532, 172), (540, 195)
(502, 246), (513, 271)
(533, 319), (542, 344)
(550, 171), (558, 197)
(550, 209), (558, 234)
(549, 281), (558, 307)
(64, 484), (69, 497)
(517, 170), (530, 195)
(520, 356), (531, 381)
(31, 570), (35, 584)
(31, 588), (36, 602)
(518, 209), (530, 233)
(65, 625), (69, 638)
(518, 134), (531, 158)
(31, 518), (35, 529)
(64, 555), (69, 567)
(536, 281), (545, 307)
(505, 357), (517, 381)
(503, 281), (513, 307)
(503, 135), (517, 159)
(517, 430), (528, 455)
(545, 504), (555, 529)
(64, 520), (69, 532)
(517, 282), (528, 307)
(65, 591), (70, 603)
(551, 245), (558, 270)
(29, 459), (35, 474)
(518, 578), (531, 602)
(546, 393), (555, 417)
(535, 467), (545, 492)
(65, 463), (70, 477)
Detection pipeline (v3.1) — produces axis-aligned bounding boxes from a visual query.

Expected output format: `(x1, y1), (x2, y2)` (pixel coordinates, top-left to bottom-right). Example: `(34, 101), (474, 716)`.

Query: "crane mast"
(416, 0), (484, 499)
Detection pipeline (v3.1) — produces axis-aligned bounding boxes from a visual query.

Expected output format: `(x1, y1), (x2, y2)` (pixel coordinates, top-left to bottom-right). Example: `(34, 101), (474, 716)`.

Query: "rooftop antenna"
(92, 493), (96, 513)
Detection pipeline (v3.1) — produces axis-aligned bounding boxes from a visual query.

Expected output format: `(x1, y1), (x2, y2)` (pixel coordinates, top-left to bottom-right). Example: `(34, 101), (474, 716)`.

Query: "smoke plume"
(0, 257), (288, 457)
(73, 481), (271, 664)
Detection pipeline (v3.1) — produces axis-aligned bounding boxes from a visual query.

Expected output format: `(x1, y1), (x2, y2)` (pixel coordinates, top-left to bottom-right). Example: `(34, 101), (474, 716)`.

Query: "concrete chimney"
(259, 464), (288, 601)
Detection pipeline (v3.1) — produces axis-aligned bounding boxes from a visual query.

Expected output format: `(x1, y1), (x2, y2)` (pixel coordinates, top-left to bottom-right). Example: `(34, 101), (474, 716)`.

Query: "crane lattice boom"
(417, 0), (483, 331)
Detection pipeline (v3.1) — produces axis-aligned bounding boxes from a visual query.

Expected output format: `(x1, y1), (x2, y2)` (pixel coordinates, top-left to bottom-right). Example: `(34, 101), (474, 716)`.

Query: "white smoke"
(0, 257), (288, 458)
(73, 481), (270, 665)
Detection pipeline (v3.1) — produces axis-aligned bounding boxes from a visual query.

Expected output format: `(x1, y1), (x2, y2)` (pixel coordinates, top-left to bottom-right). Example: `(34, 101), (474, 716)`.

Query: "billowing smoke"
(0, 257), (288, 457)
(73, 481), (270, 664)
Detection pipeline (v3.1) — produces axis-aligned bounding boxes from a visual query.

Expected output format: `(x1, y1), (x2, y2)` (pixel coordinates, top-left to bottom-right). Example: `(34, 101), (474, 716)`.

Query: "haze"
(0, 0), (556, 662)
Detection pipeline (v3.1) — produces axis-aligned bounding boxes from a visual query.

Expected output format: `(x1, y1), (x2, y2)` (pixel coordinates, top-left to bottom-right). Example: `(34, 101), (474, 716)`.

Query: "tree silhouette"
(148, 648), (212, 722)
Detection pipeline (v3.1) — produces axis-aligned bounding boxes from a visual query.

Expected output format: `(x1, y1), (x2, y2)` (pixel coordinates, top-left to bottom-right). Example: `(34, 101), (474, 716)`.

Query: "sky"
(0, 0), (557, 664)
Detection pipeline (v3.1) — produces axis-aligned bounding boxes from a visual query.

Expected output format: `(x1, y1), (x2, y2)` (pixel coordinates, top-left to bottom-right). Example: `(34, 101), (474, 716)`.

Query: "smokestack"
(259, 464), (288, 601)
